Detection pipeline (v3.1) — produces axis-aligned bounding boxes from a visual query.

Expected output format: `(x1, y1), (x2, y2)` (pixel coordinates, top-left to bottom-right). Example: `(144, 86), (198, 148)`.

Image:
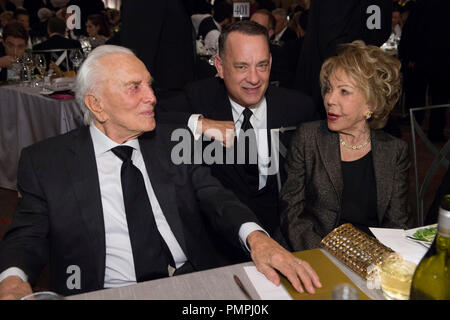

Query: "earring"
(365, 111), (372, 120)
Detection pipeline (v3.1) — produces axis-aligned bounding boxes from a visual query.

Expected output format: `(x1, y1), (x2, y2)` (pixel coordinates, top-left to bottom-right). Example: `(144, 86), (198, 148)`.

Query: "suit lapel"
(212, 81), (234, 121)
(316, 123), (343, 204)
(139, 132), (188, 255)
(66, 126), (106, 286)
(370, 130), (393, 224)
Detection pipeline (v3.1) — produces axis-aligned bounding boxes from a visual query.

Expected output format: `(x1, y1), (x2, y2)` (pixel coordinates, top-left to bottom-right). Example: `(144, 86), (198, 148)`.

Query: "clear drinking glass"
(70, 49), (84, 72)
(380, 254), (417, 300)
(34, 54), (47, 79)
(22, 51), (35, 86)
(331, 283), (359, 300)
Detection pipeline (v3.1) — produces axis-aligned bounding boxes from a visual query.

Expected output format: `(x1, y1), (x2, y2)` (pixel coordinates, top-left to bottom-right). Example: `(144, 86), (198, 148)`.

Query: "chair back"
(32, 48), (79, 72)
(270, 126), (297, 192)
(409, 104), (450, 225)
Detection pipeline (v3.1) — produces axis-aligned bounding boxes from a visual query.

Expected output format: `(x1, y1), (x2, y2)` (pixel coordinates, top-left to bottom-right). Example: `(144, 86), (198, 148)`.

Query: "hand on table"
(0, 276), (33, 300)
(247, 231), (322, 294)
(197, 118), (236, 147)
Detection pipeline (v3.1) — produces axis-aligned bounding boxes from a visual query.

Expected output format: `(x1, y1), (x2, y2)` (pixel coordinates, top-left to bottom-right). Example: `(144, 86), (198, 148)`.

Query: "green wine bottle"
(410, 194), (450, 300)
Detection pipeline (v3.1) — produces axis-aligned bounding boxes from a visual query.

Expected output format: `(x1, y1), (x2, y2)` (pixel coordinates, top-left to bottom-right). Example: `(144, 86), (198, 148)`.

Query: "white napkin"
(369, 227), (428, 265)
(244, 266), (292, 300)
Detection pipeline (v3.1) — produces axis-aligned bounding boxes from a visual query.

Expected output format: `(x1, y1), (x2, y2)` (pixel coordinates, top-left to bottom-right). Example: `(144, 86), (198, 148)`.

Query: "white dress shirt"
(0, 125), (265, 286)
(188, 97), (270, 190)
(229, 97), (270, 190)
(273, 26), (288, 42)
(89, 125), (187, 288)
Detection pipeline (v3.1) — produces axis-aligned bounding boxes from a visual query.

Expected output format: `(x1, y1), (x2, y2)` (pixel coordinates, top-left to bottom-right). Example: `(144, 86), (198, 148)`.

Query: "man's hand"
(197, 118), (236, 147)
(247, 231), (322, 294)
(0, 55), (15, 69)
(0, 276), (33, 300)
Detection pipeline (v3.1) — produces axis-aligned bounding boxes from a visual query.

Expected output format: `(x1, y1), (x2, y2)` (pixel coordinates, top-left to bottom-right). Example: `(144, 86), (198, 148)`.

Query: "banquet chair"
(271, 126), (297, 192)
(32, 48), (78, 72)
(409, 104), (450, 226)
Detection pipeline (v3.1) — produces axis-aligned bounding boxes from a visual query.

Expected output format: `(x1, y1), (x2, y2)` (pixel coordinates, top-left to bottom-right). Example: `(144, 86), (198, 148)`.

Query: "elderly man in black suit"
(0, 45), (321, 299)
(157, 21), (317, 263)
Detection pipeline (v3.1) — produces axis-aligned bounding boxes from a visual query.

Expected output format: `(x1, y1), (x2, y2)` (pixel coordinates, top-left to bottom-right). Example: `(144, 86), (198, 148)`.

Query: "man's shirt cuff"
(239, 222), (269, 252)
(187, 114), (203, 140)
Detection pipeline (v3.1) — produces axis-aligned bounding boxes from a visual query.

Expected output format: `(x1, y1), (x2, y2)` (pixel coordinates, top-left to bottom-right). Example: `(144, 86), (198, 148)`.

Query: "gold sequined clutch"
(320, 223), (394, 279)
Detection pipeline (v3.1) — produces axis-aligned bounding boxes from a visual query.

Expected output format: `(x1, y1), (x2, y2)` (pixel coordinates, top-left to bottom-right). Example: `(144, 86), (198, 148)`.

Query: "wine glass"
(22, 51), (35, 86)
(9, 56), (23, 82)
(34, 54), (47, 79)
(70, 49), (84, 72)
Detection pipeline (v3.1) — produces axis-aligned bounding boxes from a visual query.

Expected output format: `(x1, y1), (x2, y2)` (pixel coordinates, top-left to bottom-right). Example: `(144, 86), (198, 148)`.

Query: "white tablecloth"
(0, 85), (83, 190)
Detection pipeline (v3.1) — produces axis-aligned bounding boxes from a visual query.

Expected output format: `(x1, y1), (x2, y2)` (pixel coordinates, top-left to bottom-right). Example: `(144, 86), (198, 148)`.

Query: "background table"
(68, 249), (386, 300)
(0, 85), (83, 190)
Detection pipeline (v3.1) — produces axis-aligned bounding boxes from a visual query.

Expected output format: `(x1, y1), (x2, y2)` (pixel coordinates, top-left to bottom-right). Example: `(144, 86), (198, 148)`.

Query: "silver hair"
(75, 45), (135, 125)
(272, 8), (288, 20)
(37, 8), (54, 22)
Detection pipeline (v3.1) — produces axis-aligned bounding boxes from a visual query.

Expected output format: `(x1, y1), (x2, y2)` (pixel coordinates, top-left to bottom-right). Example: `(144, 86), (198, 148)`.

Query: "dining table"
(0, 83), (83, 190)
(67, 248), (386, 300)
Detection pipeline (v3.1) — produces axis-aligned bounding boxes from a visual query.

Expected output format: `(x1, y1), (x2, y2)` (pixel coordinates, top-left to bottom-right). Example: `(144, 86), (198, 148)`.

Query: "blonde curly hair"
(320, 40), (402, 129)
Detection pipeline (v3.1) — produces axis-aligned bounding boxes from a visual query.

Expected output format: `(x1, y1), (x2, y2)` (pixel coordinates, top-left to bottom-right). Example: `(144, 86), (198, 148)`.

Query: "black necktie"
(238, 108), (259, 190)
(111, 146), (174, 282)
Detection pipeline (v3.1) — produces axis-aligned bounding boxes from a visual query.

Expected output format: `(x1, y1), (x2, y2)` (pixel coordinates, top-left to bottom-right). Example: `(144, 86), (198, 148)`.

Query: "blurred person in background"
(391, 4), (402, 38)
(30, 7), (54, 39)
(120, 0), (195, 93)
(0, 10), (13, 38)
(294, 0), (393, 116)
(272, 8), (297, 43)
(86, 13), (111, 49)
(33, 16), (81, 51)
(105, 8), (120, 34)
(398, 0), (450, 142)
(0, 0), (16, 15)
(250, 9), (275, 38)
(197, 0), (232, 53)
(13, 8), (29, 32)
(23, 0), (49, 26)
(0, 21), (28, 81)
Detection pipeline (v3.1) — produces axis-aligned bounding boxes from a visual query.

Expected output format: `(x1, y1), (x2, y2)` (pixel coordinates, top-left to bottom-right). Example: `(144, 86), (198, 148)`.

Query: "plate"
(40, 89), (54, 95)
(404, 224), (437, 246)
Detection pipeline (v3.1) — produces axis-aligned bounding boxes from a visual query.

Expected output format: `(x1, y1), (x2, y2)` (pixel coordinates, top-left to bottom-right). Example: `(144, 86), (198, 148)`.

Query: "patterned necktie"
(111, 146), (174, 282)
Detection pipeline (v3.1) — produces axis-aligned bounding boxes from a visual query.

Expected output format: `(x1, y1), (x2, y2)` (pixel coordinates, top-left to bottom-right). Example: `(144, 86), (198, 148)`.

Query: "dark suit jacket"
(0, 43), (7, 82)
(157, 77), (317, 257)
(270, 31), (302, 89)
(32, 35), (82, 51)
(398, 0), (450, 80)
(294, 0), (392, 112)
(121, 0), (195, 91)
(280, 121), (412, 251)
(0, 124), (258, 296)
(277, 27), (298, 44)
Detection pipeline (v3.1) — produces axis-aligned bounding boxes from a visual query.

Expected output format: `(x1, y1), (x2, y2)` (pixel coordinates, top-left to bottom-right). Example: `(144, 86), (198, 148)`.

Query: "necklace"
(340, 136), (371, 150)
